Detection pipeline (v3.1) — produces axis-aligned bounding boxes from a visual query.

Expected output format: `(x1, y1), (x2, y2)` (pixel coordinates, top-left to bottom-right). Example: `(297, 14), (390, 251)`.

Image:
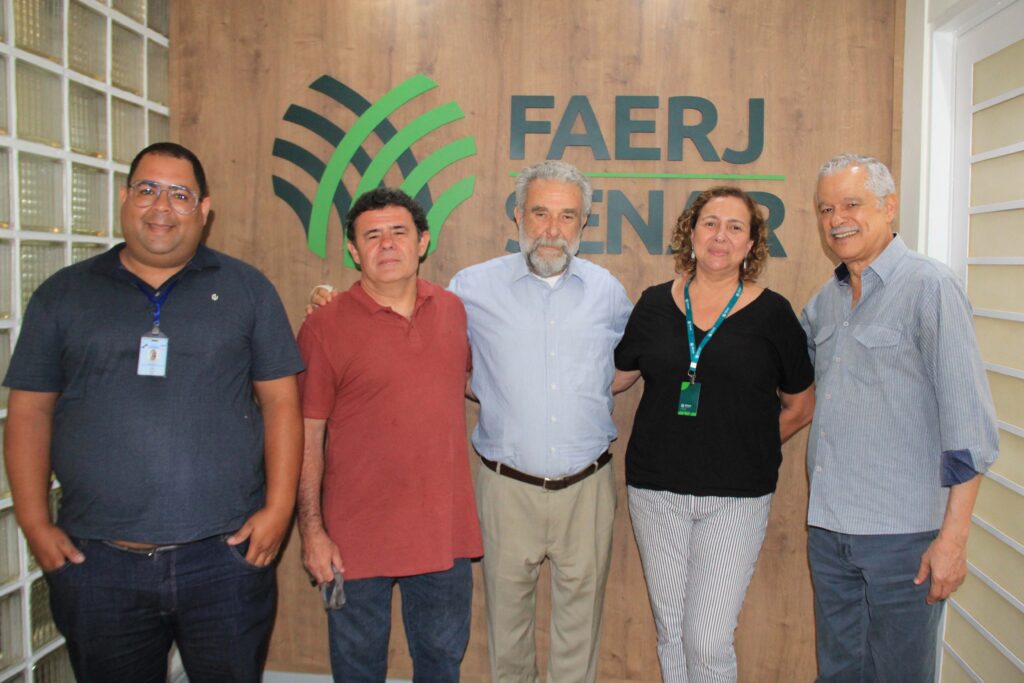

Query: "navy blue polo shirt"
(4, 243), (304, 543)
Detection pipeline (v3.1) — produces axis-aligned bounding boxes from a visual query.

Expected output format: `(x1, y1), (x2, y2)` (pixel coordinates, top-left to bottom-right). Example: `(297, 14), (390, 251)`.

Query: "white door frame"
(924, 0), (1024, 275)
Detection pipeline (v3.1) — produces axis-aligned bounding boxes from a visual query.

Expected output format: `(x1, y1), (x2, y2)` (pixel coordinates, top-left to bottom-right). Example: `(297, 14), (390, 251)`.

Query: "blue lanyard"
(683, 278), (743, 383)
(134, 279), (178, 330)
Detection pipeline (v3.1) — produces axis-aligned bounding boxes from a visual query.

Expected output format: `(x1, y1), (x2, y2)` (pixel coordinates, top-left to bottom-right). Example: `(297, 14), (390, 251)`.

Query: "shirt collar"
(350, 278), (434, 315)
(92, 242), (220, 283)
(833, 233), (905, 285)
(509, 252), (586, 287)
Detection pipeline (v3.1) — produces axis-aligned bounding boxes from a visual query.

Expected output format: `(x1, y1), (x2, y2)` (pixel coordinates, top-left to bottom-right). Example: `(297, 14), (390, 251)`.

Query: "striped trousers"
(628, 487), (772, 683)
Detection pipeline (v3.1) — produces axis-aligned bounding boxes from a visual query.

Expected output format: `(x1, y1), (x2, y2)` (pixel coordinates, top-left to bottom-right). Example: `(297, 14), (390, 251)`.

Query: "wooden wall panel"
(170, 1), (900, 680)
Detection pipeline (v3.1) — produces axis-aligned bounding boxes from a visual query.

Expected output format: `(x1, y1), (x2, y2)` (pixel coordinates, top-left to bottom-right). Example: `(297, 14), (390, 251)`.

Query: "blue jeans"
(327, 558), (472, 683)
(46, 535), (276, 683)
(808, 527), (942, 683)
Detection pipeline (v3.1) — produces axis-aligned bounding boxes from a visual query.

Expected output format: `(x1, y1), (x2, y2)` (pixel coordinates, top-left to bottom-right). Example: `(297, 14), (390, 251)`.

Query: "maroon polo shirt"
(297, 279), (482, 580)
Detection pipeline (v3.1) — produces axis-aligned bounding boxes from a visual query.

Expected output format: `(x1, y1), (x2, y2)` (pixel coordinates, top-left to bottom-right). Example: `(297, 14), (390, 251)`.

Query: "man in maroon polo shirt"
(296, 187), (482, 682)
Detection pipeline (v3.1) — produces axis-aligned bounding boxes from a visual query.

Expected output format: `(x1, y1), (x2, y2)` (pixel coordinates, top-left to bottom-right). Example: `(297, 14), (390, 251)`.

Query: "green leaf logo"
(273, 74), (477, 268)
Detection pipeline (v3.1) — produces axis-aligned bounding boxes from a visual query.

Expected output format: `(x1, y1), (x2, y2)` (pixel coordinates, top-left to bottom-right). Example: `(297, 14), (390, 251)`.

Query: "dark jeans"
(46, 535), (276, 683)
(327, 558), (472, 683)
(808, 527), (942, 683)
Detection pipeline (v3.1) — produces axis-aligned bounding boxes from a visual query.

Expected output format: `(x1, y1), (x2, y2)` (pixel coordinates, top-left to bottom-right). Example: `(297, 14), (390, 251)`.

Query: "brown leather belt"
(478, 451), (612, 491)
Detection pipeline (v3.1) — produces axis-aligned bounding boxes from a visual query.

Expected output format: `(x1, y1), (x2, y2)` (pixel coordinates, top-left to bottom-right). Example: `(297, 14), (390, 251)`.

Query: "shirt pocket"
(813, 323), (836, 347)
(810, 323), (835, 373)
(566, 329), (613, 394)
(850, 324), (902, 383)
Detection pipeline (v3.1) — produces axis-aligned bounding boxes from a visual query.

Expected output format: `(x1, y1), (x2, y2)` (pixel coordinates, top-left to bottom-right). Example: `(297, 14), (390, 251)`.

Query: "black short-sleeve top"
(615, 281), (813, 497)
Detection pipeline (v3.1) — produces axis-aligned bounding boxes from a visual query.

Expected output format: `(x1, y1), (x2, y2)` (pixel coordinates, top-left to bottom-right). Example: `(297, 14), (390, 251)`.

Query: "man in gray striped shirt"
(801, 153), (999, 682)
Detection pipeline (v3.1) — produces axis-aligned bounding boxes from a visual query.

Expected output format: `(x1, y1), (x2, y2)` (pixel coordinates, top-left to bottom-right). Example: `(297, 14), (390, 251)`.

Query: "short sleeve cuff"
(941, 449), (979, 487)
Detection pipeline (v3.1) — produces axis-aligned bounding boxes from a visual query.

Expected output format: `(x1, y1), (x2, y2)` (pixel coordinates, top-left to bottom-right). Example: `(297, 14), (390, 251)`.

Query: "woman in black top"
(614, 187), (814, 683)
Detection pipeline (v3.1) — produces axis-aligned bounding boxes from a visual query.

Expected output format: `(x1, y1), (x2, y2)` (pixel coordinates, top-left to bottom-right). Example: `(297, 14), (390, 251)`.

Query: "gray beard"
(521, 233), (580, 277)
(527, 247), (570, 277)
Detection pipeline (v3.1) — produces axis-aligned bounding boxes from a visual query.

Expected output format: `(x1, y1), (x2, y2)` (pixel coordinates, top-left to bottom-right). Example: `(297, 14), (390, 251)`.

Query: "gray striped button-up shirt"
(801, 235), (998, 535)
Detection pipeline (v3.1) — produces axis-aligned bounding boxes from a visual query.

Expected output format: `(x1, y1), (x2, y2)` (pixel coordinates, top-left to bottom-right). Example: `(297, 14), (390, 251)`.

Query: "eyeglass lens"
(128, 181), (198, 215)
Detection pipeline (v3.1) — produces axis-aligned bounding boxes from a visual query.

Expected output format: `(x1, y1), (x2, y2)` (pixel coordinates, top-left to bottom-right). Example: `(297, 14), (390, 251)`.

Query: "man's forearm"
(914, 472), (983, 602)
(255, 377), (303, 515)
(5, 390), (59, 532)
(938, 474), (982, 544)
(297, 419), (329, 536)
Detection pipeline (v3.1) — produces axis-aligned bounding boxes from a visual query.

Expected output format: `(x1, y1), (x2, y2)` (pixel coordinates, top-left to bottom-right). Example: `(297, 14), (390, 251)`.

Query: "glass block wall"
(0, 0), (169, 680)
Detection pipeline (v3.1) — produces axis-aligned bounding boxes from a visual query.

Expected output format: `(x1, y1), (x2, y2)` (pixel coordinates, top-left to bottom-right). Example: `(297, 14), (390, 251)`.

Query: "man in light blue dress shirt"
(801, 153), (999, 682)
(449, 161), (633, 683)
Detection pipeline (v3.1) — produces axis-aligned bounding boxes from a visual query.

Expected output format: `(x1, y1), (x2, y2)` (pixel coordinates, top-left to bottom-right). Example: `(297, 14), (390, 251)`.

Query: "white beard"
(520, 230), (580, 277)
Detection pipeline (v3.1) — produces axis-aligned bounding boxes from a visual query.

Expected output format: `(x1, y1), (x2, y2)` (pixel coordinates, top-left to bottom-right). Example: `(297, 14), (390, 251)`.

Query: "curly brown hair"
(670, 187), (770, 280)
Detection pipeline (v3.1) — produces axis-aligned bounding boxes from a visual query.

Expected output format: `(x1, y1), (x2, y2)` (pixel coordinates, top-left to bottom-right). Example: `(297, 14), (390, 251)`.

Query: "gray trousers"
(628, 486), (772, 683)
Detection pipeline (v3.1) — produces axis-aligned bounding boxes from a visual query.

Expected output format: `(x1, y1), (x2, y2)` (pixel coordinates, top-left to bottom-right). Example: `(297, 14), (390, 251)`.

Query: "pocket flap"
(813, 323), (836, 345)
(853, 324), (901, 348)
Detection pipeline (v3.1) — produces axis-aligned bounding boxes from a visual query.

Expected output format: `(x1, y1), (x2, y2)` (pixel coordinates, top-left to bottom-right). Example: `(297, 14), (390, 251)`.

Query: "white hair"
(514, 160), (592, 219)
(818, 153), (896, 206)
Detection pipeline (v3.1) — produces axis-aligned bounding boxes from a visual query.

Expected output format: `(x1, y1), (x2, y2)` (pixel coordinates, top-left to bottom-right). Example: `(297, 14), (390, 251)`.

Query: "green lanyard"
(683, 278), (743, 384)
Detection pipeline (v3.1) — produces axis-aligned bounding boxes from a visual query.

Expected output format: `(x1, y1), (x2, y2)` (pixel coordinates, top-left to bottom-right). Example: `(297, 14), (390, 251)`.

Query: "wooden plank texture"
(170, 1), (900, 679)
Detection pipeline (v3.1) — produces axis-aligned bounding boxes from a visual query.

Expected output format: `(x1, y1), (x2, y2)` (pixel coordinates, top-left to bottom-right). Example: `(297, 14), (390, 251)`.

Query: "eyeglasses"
(126, 180), (201, 215)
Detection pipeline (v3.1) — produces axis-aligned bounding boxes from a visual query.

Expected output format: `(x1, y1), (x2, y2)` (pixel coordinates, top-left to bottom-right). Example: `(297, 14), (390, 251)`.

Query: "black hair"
(127, 142), (209, 199)
(345, 187), (429, 241)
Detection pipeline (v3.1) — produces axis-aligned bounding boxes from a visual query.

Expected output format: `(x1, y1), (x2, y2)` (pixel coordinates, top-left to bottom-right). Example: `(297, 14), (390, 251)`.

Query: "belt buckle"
(542, 476), (552, 490)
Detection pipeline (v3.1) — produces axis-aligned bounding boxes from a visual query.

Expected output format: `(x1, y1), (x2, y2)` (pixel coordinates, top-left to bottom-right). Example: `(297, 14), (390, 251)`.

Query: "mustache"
(530, 237), (569, 250)
(829, 225), (858, 235)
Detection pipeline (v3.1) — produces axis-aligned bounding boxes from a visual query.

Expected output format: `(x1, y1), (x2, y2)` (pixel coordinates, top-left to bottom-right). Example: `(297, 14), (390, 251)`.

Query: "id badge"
(677, 381), (701, 416)
(138, 328), (168, 377)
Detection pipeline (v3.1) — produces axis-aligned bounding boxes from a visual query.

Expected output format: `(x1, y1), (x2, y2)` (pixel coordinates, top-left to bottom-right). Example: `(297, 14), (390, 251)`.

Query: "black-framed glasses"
(126, 180), (200, 215)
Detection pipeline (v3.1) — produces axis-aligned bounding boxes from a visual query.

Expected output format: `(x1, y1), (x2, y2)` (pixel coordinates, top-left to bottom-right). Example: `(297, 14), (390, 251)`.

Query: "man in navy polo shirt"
(3, 142), (304, 682)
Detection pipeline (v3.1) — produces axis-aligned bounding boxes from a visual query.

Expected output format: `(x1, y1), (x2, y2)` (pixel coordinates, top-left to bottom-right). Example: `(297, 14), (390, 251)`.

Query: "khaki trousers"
(476, 461), (617, 683)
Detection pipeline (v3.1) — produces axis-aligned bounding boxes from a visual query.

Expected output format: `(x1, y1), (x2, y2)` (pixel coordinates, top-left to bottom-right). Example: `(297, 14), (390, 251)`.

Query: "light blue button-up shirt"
(449, 254), (633, 478)
(801, 235), (999, 535)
